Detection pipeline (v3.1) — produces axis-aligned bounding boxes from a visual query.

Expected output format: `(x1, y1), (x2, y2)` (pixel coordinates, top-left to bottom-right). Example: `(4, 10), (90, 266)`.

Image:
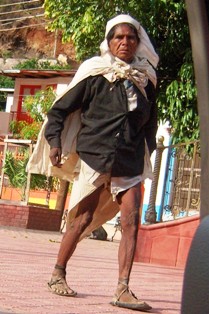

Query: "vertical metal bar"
(145, 136), (164, 224)
(45, 176), (52, 206)
(185, 142), (197, 215)
(0, 140), (8, 198)
(24, 143), (32, 204)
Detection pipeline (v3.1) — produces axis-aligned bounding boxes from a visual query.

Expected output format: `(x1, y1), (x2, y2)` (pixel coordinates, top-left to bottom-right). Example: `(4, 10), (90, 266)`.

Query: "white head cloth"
(51, 14), (159, 102)
(100, 14), (159, 69)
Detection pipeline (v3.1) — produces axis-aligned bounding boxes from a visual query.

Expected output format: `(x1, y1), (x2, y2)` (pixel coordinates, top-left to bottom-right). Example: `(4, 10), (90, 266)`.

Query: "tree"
(44, 0), (198, 143)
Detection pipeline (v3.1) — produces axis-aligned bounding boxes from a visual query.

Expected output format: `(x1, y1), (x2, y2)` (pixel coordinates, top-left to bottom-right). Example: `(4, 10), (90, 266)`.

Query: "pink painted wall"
(135, 215), (200, 267)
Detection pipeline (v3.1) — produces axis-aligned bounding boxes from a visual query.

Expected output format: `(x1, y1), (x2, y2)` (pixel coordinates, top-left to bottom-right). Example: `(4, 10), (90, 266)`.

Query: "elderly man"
(28, 14), (159, 312)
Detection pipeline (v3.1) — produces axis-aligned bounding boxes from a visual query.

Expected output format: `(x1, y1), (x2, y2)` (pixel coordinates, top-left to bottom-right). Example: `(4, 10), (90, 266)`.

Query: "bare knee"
(68, 211), (93, 235)
(79, 211), (93, 231)
(120, 209), (139, 236)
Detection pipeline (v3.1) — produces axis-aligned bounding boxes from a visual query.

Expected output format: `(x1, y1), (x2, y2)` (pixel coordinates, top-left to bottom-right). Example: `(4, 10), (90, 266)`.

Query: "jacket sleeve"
(44, 78), (89, 148)
(144, 80), (158, 155)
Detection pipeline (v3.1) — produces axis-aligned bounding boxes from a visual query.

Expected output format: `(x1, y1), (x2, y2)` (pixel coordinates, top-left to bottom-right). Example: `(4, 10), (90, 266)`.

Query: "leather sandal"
(110, 283), (152, 312)
(48, 277), (77, 297)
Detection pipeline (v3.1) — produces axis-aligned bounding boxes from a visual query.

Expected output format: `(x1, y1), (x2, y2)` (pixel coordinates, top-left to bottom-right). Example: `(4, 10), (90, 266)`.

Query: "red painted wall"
(135, 215), (200, 267)
(0, 203), (62, 231)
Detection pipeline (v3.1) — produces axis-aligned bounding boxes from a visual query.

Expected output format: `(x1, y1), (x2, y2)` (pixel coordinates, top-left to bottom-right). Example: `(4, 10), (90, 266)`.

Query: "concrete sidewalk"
(0, 225), (184, 314)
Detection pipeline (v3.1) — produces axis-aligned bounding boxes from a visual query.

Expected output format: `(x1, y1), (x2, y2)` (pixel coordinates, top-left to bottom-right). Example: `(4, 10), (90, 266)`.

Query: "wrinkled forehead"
(105, 14), (140, 38)
(106, 23), (140, 43)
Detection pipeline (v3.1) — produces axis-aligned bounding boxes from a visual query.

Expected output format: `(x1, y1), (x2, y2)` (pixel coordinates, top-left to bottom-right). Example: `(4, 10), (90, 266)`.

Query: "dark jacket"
(45, 75), (157, 177)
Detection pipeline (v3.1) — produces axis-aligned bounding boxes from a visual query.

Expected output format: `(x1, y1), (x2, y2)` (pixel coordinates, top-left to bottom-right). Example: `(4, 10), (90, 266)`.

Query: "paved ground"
(0, 224), (184, 314)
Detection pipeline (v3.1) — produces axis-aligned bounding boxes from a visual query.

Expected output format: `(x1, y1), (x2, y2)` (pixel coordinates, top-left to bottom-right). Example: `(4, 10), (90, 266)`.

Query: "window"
(17, 85), (41, 122)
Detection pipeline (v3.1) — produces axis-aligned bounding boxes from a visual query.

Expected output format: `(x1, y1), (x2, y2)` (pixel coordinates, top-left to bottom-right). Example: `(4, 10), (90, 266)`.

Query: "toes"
(48, 277), (77, 297)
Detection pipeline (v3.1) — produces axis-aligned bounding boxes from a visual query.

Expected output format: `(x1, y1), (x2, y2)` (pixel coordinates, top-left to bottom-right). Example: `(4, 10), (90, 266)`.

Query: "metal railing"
(145, 139), (201, 223)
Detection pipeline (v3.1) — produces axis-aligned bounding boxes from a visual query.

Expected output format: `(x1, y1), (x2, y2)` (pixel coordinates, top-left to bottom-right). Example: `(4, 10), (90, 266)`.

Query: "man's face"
(108, 24), (139, 64)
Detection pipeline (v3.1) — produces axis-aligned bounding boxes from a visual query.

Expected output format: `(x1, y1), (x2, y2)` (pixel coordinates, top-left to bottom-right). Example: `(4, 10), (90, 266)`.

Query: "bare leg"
(117, 182), (141, 287)
(111, 183), (152, 311)
(48, 184), (104, 296)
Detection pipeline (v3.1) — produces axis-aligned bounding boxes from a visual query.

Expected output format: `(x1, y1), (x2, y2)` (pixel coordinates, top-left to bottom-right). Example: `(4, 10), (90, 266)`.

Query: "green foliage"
(0, 75), (14, 108)
(158, 51), (199, 142)
(9, 120), (41, 141)
(15, 58), (39, 69)
(9, 87), (56, 140)
(0, 91), (8, 103)
(4, 148), (60, 200)
(21, 122), (42, 141)
(44, 0), (198, 143)
(44, 0), (130, 60)
(4, 151), (29, 191)
(15, 58), (71, 70)
(6, 87), (56, 195)
(0, 76), (14, 102)
(23, 86), (56, 122)
(9, 120), (27, 138)
(4, 150), (49, 200)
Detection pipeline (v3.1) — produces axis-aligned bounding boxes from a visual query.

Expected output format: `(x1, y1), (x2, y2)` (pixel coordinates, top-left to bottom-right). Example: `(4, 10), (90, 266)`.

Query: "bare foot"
(48, 269), (77, 297)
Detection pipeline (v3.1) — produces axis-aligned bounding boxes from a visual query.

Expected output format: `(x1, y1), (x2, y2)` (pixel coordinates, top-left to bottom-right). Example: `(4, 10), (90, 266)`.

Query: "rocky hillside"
(0, 0), (77, 69)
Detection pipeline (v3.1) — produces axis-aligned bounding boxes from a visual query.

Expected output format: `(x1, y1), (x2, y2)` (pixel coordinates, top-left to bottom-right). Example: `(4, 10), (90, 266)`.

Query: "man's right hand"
(49, 147), (62, 167)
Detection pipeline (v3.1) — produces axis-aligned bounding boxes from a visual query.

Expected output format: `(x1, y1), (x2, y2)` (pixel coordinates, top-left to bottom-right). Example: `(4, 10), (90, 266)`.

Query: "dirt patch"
(0, 19), (77, 66)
